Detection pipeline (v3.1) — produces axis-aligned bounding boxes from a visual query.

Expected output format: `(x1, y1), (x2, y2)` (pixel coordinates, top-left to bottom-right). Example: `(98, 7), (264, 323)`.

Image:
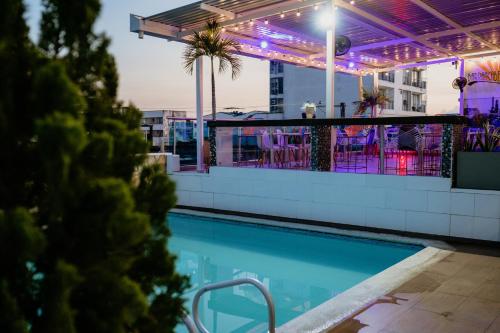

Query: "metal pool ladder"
(182, 277), (276, 333)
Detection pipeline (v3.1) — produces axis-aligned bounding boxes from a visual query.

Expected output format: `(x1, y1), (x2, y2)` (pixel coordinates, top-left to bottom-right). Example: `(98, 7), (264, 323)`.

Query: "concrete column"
(325, 2), (336, 118)
(196, 57), (204, 172)
(373, 72), (379, 117)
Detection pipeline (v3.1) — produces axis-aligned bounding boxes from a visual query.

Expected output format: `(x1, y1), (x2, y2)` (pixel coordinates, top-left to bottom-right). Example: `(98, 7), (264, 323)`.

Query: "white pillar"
(373, 72), (379, 117)
(325, 3), (336, 118)
(196, 57), (204, 172)
(459, 59), (465, 115)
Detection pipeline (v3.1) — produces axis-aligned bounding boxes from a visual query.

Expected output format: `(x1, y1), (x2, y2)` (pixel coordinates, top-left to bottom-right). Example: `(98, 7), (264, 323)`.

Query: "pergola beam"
(200, 3), (236, 20)
(130, 14), (180, 40)
(418, 20), (500, 40)
(335, 0), (454, 56)
(409, 0), (499, 51)
(381, 56), (459, 72)
(177, 0), (325, 38)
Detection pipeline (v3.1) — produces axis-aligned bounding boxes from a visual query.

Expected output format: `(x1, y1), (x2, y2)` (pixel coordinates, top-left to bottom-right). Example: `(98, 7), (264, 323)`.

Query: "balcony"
(411, 81), (427, 89)
(403, 78), (427, 89)
(384, 100), (394, 110)
(378, 72), (395, 83)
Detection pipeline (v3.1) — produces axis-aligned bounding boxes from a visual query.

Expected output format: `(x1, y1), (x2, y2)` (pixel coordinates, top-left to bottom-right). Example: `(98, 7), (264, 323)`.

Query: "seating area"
(236, 128), (311, 169)
(230, 122), (446, 177)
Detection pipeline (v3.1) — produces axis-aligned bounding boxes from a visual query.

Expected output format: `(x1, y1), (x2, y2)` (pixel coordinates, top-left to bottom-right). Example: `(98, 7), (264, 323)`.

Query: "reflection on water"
(168, 213), (420, 333)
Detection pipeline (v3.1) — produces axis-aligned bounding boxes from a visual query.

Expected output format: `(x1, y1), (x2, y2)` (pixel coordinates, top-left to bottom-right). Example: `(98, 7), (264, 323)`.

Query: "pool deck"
(327, 250), (500, 333)
(172, 209), (500, 333)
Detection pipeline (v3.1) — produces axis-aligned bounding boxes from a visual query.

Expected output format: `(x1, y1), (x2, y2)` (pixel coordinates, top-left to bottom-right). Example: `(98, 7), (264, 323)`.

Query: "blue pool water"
(168, 213), (421, 333)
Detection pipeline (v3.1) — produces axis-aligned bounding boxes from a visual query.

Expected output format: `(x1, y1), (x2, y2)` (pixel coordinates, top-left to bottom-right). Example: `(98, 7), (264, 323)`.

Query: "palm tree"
(183, 20), (242, 120)
(353, 89), (390, 117)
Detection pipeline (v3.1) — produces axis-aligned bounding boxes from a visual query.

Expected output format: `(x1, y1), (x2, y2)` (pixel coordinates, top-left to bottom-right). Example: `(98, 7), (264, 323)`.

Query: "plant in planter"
(457, 118), (500, 190)
(476, 121), (500, 152)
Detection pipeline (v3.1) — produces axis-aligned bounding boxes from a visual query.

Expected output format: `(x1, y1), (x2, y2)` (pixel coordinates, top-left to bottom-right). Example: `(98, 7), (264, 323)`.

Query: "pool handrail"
(192, 277), (276, 333)
(182, 315), (198, 333)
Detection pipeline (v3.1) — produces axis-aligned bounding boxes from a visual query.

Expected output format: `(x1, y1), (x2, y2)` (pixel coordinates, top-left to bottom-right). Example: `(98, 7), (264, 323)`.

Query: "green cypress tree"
(0, 1), (188, 332)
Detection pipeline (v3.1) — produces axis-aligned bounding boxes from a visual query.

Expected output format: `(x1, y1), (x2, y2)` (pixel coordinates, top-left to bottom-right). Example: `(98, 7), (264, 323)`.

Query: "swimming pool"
(168, 213), (421, 333)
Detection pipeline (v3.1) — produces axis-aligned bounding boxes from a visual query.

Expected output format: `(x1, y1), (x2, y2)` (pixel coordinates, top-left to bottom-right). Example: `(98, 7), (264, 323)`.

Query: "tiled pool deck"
(328, 250), (500, 333)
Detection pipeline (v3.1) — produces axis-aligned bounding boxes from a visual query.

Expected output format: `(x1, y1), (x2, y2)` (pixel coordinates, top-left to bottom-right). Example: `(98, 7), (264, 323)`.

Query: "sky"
(24, 0), (460, 117)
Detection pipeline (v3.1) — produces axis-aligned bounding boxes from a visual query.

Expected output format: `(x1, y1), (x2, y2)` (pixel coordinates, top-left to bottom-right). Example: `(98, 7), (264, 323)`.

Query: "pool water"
(168, 213), (421, 333)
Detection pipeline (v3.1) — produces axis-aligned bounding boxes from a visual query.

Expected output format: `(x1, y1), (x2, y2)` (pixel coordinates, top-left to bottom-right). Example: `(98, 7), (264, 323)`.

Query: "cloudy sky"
(24, 0), (460, 116)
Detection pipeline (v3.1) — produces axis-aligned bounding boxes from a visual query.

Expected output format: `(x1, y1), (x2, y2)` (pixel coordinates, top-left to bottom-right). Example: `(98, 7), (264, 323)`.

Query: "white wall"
(272, 64), (374, 119)
(171, 167), (500, 243)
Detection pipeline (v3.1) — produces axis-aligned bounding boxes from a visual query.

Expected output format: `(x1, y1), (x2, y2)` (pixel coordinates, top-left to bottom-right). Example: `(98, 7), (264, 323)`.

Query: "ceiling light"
(318, 11), (335, 28)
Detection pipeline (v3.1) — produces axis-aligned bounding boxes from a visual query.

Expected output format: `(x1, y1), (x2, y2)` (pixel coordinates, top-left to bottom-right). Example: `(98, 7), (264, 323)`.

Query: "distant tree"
(183, 20), (242, 120)
(0, 1), (187, 333)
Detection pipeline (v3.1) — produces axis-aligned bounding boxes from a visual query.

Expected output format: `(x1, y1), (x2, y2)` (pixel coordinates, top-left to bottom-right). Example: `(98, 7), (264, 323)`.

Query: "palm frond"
(182, 19), (241, 79)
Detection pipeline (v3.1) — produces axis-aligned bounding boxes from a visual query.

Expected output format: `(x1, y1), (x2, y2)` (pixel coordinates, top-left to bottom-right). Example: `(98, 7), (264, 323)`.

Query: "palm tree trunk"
(210, 57), (216, 120)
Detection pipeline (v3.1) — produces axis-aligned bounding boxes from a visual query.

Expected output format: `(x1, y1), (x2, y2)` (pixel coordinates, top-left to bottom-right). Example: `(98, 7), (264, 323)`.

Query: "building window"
(403, 69), (426, 88)
(270, 61), (284, 74)
(270, 98), (284, 113)
(152, 130), (163, 137)
(270, 77), (283, 95)
(402, 90), (411, 111)
(379, 88), (394, 110)
(411, 93), (426, 112)
(379, 71), (394, 82)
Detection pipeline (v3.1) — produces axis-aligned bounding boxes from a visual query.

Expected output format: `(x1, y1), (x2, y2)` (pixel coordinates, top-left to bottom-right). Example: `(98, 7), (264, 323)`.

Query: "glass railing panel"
(215, 126), (312, 170)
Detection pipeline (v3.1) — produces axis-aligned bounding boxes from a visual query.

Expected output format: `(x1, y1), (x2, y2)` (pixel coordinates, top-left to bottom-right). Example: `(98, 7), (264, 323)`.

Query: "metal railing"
(207, 116), (468, 178)
(187, 278), (276, 333)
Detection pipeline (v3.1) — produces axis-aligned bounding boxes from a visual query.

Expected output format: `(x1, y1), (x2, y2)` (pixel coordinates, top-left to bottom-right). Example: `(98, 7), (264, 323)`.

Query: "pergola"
(130, 0), (499, 171)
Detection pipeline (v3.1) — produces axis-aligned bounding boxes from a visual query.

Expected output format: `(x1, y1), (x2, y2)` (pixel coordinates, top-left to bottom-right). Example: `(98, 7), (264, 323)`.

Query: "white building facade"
(140, 110), (188, 147)
(377, 68), (427, 116)
(270, 61), (427, 118)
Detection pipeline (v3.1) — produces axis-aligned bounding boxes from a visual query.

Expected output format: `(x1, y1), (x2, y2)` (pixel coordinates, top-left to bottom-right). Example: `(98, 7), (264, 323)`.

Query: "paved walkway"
(328, 250), (500, 333)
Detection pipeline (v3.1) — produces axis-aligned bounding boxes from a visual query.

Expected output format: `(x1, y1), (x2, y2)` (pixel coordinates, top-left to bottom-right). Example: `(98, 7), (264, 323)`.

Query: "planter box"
(457, 152), (500, 190)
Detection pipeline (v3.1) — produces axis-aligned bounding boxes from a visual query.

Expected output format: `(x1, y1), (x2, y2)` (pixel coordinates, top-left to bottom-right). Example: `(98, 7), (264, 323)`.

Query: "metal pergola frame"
(130, 0), (499, 171)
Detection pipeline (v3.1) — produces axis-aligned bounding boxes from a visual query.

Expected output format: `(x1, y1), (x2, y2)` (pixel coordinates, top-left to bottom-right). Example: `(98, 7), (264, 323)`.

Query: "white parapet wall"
(171, 167), (500, 243)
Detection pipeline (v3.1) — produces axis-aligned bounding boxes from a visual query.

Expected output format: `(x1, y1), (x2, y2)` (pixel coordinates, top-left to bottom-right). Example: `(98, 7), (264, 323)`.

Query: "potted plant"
(457, 115), (500, 190)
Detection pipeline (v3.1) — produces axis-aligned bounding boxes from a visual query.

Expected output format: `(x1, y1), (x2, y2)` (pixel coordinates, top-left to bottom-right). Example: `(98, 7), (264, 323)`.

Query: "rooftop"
(131, 0), (500, 74)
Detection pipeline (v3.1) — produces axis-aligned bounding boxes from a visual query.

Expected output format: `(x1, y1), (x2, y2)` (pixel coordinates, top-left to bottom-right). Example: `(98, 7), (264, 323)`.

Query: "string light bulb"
(280, 12), (285, 18)
(264, 19), (269, 24)
(314, 4), (319, 10)
(296, 11), (301, 17)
